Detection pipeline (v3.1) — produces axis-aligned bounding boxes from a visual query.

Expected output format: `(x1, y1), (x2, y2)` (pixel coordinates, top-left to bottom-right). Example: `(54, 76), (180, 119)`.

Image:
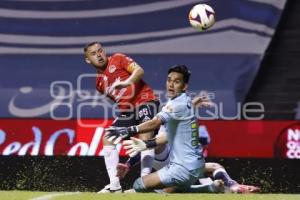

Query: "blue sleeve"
(156, 111), (171, 124)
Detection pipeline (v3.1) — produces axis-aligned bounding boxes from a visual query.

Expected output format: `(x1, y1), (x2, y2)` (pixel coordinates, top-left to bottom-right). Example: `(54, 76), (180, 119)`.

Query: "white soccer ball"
(189, 4), (216, 31)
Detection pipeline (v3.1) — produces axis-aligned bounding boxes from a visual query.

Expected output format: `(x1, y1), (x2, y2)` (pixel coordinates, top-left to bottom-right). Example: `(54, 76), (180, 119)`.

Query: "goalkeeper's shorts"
(157, 161), (204, 190)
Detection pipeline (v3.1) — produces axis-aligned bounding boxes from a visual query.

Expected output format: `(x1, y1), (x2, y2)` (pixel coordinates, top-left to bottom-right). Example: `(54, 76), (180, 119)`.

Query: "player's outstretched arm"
(111, 63), (144, 90)
(105, 117), (162, 144)
(136, 116), (162, 134)
(126, 63), (144, 84)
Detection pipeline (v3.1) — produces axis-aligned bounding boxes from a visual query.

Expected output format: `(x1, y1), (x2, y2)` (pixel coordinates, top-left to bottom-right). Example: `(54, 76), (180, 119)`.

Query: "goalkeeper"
(106, 65), (260, 193)
(116, 126), (260, 193)
(106, 65), (215, 193)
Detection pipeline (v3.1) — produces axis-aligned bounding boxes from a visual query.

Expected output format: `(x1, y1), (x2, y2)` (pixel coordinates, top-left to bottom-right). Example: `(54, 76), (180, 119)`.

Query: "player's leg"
(133, 171), (165, 192)
(140, 159), (224, 194)
(132, 162), (180, 193)
(205, 162), (260, 193)
(99, 114), (135, 193)
(175, 160), (224, 193)
(116, 153), (140, 179)
(135, 162), (203, 193)
(99, 136), (121, 193)
(137, 101), (160, 177)
(139, 133), (155, 177)
(230, 184), (261, 193)
(205, 162), (238, 187)
(152, 143), (170, 171)
(187, 179), (225, 193)
(116, 127), (169, 180)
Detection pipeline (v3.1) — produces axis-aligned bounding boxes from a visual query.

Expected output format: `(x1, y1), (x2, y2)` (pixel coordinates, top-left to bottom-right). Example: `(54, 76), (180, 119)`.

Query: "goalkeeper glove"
(123, 137), (157, 157)
(105, 126), (138, 144)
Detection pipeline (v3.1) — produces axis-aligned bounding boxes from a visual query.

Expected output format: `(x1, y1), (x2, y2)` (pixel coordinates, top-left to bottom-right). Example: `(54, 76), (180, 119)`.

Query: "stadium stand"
(245, 0), (300, 119)
(0, 0), (287, 119)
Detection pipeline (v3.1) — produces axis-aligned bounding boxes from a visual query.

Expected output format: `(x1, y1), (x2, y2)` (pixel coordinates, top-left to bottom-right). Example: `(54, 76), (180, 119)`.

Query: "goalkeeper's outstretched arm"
(105, 116), (163, 144)
(136, 116), (162, 134)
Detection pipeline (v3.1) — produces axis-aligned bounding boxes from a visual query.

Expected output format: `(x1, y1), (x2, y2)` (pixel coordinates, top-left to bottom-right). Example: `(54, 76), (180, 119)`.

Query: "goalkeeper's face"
(85, 43), (108, 70)
(166, 72), (188, 98)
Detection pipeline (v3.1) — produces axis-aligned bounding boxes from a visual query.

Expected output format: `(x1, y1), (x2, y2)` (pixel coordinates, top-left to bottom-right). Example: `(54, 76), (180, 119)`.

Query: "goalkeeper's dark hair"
(168, 64), (191, 83)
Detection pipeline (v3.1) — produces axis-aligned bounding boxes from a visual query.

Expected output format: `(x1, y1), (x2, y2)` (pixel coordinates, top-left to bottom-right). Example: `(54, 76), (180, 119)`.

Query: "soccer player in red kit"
(84, 42), (159, 193)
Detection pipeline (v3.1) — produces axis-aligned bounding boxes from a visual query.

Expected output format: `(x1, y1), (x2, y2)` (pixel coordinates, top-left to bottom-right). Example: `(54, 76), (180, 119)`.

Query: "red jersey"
(96, 53), (156, 110)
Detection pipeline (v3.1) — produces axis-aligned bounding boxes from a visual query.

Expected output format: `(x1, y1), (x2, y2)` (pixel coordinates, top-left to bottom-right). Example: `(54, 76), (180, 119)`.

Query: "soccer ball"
(189, 4), (216, 31)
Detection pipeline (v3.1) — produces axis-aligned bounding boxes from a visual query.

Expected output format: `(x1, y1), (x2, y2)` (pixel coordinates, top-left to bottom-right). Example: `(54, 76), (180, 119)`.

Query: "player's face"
(166, 72), (187, 98)
(85, 43), (108, 70)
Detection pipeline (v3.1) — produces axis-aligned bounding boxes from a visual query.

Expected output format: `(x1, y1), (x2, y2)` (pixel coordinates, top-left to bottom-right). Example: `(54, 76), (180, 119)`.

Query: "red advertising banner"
(201, 120), (300, 159)
(0, 119), (299, 159)
(0, 119), (114, 156)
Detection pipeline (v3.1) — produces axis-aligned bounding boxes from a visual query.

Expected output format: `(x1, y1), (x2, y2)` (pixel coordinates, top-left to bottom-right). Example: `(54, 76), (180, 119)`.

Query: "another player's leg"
(99, 115), (134, 193)
(102, 110), (146, 193)
(138, 133), (155, 177)
(116, 143), (169, 180)
(205, 162), (260, 193)
(137, 102), (159, 177)
(98, 137), (122, 193)
(230, 184), (261, 193)
(152, 144), (170, 170)
(205, 162), (238, 188)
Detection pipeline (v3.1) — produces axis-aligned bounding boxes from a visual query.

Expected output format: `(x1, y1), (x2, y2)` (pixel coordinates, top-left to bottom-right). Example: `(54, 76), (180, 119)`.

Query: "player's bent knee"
(212, 162), (224, 170)
(206, 162), (224, 171)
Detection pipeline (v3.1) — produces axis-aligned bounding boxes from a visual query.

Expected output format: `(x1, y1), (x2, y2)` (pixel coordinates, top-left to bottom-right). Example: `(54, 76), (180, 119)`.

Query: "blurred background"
(0, 0), (299, 193)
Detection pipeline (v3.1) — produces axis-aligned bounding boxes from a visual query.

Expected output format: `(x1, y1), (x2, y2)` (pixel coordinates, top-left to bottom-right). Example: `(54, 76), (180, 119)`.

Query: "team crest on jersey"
(108, 65), (116, 73)
(164, 105), (173, 112)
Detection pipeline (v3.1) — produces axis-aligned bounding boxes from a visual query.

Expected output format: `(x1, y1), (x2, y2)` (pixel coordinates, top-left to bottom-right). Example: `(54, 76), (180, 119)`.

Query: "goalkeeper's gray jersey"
(157, 93), (203, 171)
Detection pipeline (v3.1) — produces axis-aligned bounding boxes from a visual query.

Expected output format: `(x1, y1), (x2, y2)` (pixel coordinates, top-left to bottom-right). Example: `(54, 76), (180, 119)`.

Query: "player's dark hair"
(84, 41), (100, 53)
(168, 64), (191, 83)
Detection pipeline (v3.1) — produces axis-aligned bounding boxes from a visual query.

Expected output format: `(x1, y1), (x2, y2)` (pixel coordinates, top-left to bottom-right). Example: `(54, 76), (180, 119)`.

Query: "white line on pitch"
(29, 192), (80, 200)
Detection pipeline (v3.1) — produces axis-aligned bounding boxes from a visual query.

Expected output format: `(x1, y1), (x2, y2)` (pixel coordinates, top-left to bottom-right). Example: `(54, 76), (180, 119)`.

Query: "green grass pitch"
(0, 191), (299, 200)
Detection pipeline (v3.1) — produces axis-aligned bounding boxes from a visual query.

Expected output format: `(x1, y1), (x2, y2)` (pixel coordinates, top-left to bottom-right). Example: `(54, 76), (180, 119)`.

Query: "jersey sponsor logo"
(108, 65), (116, 73)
